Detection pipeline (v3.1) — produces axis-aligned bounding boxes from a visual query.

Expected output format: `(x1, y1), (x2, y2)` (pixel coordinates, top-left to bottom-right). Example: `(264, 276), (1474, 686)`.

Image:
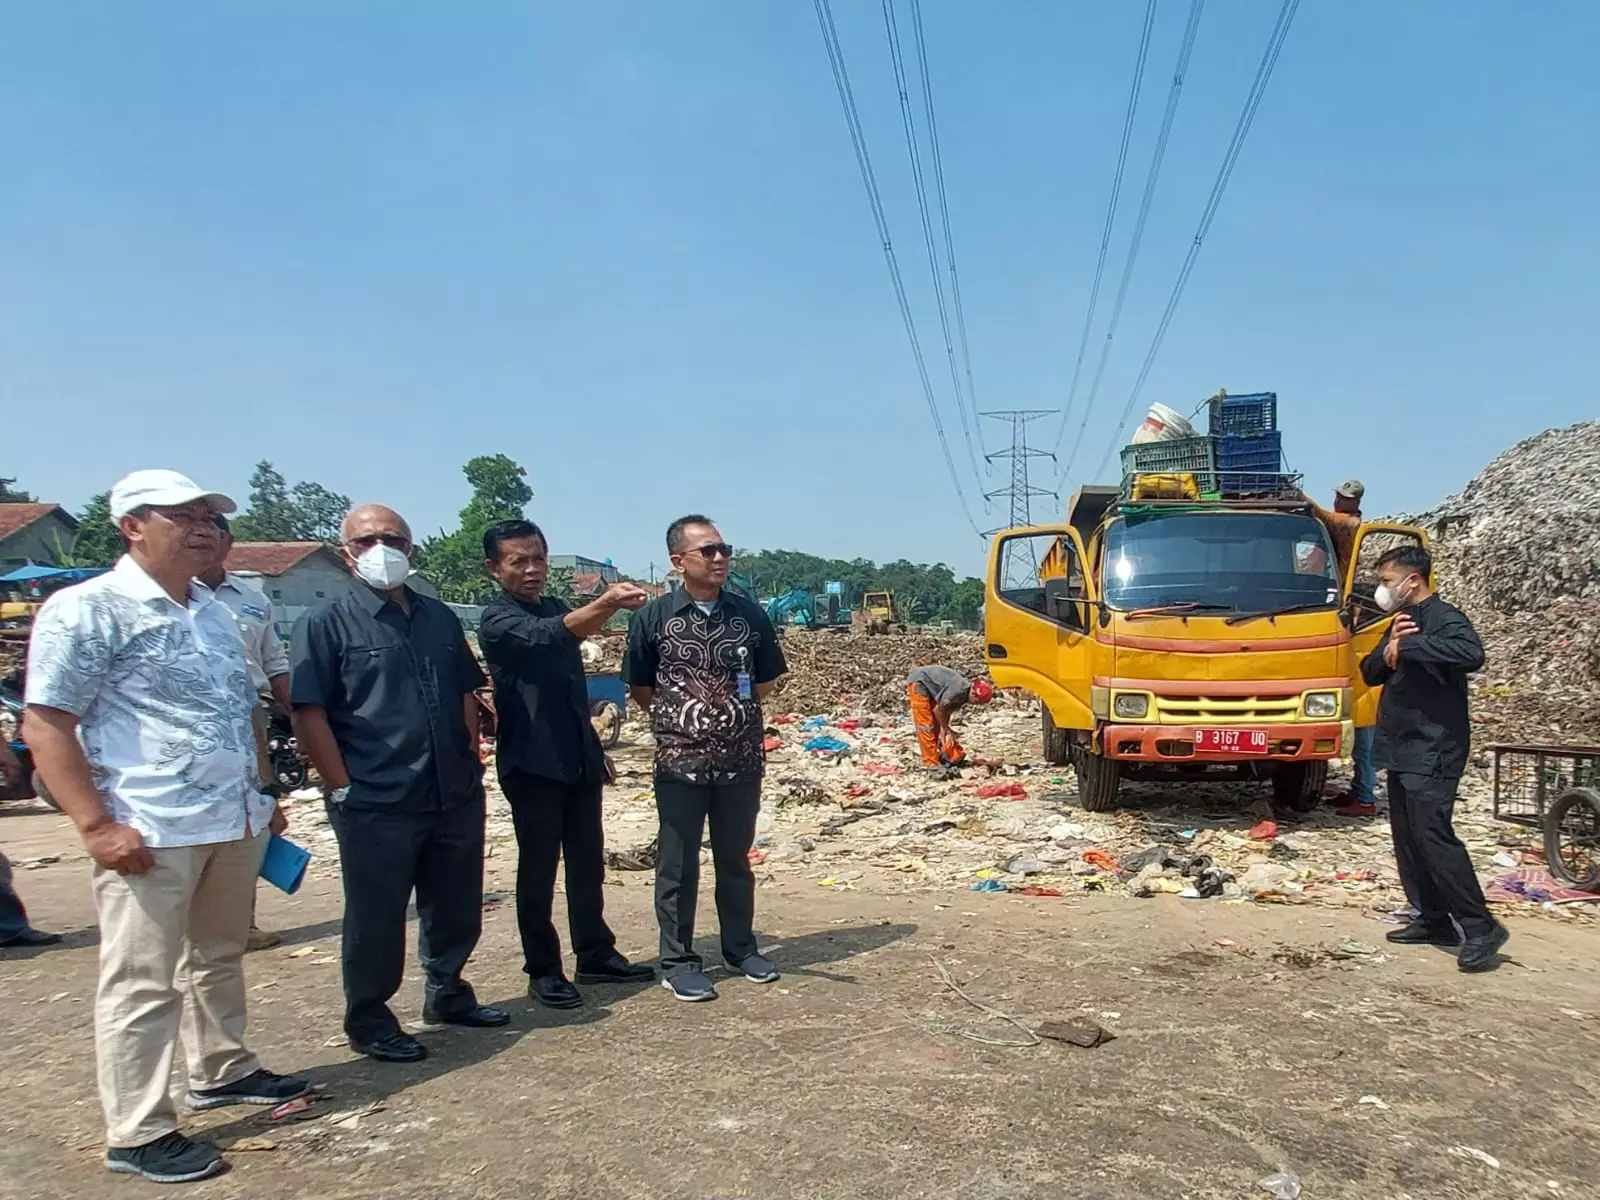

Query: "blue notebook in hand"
(259, 835), (310, 895)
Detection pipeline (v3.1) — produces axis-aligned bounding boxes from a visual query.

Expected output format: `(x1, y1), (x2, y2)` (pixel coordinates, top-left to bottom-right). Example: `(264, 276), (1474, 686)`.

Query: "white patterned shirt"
(25, 555), (270, 848)
(202, 572), (289, 693)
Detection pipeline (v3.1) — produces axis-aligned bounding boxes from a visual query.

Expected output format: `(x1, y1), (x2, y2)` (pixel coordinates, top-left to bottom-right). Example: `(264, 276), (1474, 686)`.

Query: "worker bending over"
(906, 665), (993, 767)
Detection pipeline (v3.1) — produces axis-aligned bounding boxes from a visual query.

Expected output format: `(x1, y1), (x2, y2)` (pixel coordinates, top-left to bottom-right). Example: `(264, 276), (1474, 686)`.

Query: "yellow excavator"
(852, 590), (906, 635)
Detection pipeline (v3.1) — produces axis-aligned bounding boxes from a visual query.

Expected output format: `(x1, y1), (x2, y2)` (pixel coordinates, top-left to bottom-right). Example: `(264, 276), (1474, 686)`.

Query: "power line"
(1089, 0), (1302, 482)
(909, 0), (984, 462)
(813, 0), (983, 536)
(882, 0), (987, 492)
(1058, 0), (1206, 486)
(1049, 0), (1159, 461)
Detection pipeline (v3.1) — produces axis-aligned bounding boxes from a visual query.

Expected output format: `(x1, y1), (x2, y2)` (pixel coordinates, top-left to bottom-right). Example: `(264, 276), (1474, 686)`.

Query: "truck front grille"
(1151, 694), (1301, 724)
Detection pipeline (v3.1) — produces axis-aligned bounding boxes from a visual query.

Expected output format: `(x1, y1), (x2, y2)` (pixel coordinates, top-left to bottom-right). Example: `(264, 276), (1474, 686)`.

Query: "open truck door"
(985, 526), (1096, 765)
(1344, 523), (1431, 729)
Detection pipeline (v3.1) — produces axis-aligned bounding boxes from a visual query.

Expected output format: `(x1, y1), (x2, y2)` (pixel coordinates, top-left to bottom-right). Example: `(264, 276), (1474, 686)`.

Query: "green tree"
(49, 492), (121, 568)
(288, 481), (351, 543)
(0, 476), (34, 503)
(416, 455), (534, 604)
(232, 461), (297, 541)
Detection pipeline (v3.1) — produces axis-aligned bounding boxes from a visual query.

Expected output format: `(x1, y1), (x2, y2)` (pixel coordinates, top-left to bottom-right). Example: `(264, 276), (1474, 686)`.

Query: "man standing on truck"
(906, 665), (994, 767)
(1360, 544), (1507, 973)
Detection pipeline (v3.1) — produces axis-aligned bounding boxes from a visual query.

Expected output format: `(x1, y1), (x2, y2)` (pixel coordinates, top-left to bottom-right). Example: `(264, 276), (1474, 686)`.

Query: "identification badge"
(737, 671), (753, 701)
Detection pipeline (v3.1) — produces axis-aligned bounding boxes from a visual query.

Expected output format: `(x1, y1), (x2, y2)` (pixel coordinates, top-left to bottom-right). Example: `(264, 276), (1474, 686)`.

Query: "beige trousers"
(92, 829), (269, 1148)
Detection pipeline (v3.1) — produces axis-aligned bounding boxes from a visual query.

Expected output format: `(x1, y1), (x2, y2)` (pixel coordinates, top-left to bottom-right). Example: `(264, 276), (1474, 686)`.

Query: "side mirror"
(1044, 578), (1084, 629)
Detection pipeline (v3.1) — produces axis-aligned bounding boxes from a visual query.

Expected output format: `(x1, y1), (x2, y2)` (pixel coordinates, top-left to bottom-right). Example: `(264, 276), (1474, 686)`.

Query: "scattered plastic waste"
(1249, 819), (1279, 842)
(1014, 886), (1063, 897)
(269, 1096), (314, 1122)
(1007, 857), (1047, 876)
(970, 878), (1008, 893)
(762, 736), (783, 752)
(861, 763), (903, 776)
(799, 716), (828, 731)
(803, 735), (850, 754)
(747, 848), (767, 866)
(974, 781), (1027, 799)
(1082, 849), (1123, 873)
(1257, 1169), (1302, 1199)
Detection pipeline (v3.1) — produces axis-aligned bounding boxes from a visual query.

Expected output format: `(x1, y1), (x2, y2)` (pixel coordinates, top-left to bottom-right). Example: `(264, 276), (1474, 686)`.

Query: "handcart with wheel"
(585, 672), (627, 749)
(1490, 743), (1600, 891)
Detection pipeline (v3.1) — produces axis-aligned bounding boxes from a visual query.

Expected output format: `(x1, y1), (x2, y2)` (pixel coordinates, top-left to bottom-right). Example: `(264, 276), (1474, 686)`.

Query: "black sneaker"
(105, 1131), (224, 1184)
(1458, 923), (1510, 973)
(187, 1068), (312, 1111)
(661, 970), (717, 1002)
(730, 953), (779, 984)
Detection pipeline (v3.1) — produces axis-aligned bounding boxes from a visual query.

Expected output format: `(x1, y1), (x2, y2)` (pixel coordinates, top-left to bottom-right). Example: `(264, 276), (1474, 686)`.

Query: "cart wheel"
(589, 700), (623, 749)
(1544, 787), (1600, 892)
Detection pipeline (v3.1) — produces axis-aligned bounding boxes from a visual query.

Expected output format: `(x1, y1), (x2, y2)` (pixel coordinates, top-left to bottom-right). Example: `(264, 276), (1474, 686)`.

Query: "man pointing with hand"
(479, 520), (655, 1008)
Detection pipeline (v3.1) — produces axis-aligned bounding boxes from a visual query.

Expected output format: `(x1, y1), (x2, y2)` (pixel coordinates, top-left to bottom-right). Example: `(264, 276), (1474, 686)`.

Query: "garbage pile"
(771, 628), (988, 714)
(1419, 420), (1600, 745)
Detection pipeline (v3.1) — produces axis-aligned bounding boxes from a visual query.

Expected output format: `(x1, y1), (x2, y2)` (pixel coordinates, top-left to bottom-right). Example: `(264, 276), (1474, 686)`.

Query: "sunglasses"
(685, 543), (734, 561)
(347, 533), (410, 551)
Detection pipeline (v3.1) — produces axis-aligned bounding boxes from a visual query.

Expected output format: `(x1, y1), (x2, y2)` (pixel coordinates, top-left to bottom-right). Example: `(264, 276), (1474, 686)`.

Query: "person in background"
(0, 738), (61, 948)
(24, 469), (308, 1186)
(290, 503), (507, 1065)
(1360, 544), (1507, 972)
(906, 664), (994, 768)
(1309, 480), (1377, 817)
(623, 515), (786, 1003)
(478, 518), (654, 1009)
(197, 514), (293, 951)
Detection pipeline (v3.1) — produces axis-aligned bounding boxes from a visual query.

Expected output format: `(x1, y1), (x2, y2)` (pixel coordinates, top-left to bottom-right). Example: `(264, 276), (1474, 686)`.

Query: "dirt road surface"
(2, 800), (1596, 1200)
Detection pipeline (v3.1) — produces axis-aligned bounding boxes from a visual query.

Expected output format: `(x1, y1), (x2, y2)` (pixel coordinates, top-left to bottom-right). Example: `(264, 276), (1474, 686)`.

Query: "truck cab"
(984, 480), (1425, 811)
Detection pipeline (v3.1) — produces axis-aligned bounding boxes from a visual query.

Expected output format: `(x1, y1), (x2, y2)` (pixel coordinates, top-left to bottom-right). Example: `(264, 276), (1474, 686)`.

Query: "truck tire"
(1042, 709), (1071, 766)
(1272, 761), (1328, 812)
(1544, 787), (1600, 891)
(1074, 747), (1121, 812)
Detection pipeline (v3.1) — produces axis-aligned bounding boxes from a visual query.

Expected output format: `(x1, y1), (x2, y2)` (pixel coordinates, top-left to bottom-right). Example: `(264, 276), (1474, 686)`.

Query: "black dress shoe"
(1385, 920), (1459, 947)
(576, 953), (655, 984)
(1458, 923), (1509, 973)
(349, 1032), (429, 1063)
(0, 927), (63, 948)
(529, 974), (583, 1009)
(423, 1004), (511, 1028)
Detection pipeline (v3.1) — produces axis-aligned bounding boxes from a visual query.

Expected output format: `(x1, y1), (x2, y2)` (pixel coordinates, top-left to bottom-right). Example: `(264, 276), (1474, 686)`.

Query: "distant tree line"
(735, 549), (984, 628)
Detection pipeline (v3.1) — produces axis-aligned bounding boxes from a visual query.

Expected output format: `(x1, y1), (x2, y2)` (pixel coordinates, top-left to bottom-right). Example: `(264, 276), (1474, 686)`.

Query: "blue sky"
(3, 2), (1595, 580)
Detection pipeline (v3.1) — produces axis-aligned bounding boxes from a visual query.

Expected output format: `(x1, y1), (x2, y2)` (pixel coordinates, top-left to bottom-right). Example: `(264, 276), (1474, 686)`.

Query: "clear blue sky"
(3, 2), (1595, 580)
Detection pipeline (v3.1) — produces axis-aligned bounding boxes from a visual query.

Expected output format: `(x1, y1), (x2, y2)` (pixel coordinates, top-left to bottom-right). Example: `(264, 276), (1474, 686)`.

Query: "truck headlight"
(1113, 693), (1149, 720)
(1303, 691), (1339, 719)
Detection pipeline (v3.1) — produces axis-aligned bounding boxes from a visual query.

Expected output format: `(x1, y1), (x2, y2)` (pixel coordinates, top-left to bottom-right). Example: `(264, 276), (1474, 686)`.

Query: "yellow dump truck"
(853, 591), (905, 635)
(984, 482), (1426, 811)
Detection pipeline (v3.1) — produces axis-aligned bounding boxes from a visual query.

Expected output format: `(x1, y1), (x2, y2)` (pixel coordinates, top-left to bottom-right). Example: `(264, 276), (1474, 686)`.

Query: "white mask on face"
(1374, 577), (1412, 613)
(353, 543), (411, 590)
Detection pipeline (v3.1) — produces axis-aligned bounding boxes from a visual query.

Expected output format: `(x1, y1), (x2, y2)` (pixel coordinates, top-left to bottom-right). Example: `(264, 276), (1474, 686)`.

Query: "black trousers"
(1387, 769), (1496, 939)
(501, 769), (617, 978)
(327, 798), (486, 1041)
(654, 778), (760, 975)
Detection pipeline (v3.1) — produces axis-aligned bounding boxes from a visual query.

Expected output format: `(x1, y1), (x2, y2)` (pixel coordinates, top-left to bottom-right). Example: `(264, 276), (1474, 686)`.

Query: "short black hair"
(483, 518), (547, 562)
(1376, 544), (1431, 578)
(666, 514), (715, 555)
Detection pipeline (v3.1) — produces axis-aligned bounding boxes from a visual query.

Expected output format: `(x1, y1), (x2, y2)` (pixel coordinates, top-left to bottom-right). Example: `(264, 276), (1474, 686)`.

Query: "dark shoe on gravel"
(729, 953), (779, 984)
(422, 1004), (510, 1028)
(105, 1132), (224, 1184)
(529, 974), (583, 1009)
(1385, 920), (1459, 947)
(1458, 923), (1510, 973)
(349, 1032), (429, 1063)
(187, 1068), (311, 1111)
(576, 953), (655, 984)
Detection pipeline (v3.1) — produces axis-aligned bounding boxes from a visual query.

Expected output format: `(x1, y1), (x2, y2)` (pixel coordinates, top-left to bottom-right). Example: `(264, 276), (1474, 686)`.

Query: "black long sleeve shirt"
(1359, 593), (1484, 778)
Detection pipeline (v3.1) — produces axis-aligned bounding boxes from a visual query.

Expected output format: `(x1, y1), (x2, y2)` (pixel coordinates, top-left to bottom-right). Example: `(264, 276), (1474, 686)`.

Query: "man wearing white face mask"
(290, 504), (508, 1063)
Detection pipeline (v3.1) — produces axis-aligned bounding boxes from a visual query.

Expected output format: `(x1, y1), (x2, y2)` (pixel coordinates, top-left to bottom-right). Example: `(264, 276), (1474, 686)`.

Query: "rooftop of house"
(0, 503), (75, 542)
(225, 541), (340, 575)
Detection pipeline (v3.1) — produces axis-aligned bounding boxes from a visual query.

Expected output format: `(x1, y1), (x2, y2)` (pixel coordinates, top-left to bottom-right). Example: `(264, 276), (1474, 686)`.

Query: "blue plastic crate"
(1120, 436), (1218, 493)
(1216, 431), (1283, 494)
(1207, 392), (1277, 438)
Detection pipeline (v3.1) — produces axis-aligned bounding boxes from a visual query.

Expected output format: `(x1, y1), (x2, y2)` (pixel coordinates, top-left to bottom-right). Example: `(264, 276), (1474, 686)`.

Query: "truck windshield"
(1101, 511), (1339, 615)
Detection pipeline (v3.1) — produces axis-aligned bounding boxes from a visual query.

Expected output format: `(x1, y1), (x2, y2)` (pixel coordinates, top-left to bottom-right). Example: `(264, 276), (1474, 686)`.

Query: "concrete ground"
(1, 802), (1596, 1200)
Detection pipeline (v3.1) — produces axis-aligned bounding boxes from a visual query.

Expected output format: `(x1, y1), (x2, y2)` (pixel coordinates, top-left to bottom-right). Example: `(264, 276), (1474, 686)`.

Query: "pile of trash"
(1419, 420), (1600, 745)
(771, 629), (988, 714)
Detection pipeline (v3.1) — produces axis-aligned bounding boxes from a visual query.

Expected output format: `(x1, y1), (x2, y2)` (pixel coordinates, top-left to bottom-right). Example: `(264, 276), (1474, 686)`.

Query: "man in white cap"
(1308, 479), (1378, 816)
(24, 469), (309, 1186)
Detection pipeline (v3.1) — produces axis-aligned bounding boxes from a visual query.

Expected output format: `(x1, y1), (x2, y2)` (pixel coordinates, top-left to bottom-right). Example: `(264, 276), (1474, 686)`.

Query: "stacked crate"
(1207, 392), (1280, 494)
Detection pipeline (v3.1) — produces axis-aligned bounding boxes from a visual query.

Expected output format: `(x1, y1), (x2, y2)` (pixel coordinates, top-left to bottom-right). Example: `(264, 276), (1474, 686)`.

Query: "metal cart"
(585, 673), (627, 749)
(1490, 743), (1600, 891)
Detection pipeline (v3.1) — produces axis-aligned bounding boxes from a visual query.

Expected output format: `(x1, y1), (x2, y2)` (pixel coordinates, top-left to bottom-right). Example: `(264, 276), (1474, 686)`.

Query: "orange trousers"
(908, 684), (965, 767)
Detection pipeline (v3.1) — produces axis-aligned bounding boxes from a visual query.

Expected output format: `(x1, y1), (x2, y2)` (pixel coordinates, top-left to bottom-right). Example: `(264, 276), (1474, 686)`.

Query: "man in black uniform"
(1361, 544), (1508, 972)
(291, 503), (509, 1063)
(624, 515), (786, 1003)
(478, 519), (655, 1008)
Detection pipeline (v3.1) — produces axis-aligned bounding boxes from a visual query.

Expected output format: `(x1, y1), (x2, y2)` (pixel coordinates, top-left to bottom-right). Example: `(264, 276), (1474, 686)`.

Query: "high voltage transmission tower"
(982, 410), (1059, 534)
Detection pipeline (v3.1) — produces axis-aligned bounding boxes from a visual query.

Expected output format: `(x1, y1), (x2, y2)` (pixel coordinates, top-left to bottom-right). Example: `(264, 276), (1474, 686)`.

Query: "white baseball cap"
(109, 469), (238, 521)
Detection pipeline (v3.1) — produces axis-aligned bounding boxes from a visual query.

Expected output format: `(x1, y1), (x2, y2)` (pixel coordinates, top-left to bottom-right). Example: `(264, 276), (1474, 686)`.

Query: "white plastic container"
(1129, 402), (1195, 444)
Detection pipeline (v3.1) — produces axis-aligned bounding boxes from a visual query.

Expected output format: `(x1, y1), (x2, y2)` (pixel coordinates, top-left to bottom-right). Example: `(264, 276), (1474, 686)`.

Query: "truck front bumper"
(1097, 721), (1346, 763)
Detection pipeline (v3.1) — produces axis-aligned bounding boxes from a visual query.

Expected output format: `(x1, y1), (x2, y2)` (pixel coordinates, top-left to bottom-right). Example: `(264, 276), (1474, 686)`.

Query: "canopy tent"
(0, 563), (108, 584)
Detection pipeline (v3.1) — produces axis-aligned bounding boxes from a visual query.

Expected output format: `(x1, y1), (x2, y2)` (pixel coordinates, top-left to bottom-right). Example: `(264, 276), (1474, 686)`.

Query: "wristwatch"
(328, 785), (352, 804)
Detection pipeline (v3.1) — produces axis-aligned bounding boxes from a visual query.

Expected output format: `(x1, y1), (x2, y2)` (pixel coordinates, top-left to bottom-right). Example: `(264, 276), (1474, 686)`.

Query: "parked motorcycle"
(266, 709), (309, 792)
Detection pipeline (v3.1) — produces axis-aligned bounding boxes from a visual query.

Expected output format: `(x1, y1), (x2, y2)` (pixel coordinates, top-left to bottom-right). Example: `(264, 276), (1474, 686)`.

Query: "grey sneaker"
(731, 953), (779, 984)
(662, 970), (717, 1002)
(187, 1068), (311, 1111)
(105, 1131), (224, 1184)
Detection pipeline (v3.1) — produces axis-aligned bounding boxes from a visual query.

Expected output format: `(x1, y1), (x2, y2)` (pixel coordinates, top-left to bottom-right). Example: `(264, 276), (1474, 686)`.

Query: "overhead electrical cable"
(881, 0), (987, 492)
(1058, 0), (1206, 486)
(813, 0), (983, 535)
(1048, 0), (1159, 460)
(1089, 0), (1302, 482)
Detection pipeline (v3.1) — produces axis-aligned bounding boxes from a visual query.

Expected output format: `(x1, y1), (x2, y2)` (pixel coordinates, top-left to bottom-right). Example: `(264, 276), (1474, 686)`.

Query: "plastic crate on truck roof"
(1207, 392), (1277, 438)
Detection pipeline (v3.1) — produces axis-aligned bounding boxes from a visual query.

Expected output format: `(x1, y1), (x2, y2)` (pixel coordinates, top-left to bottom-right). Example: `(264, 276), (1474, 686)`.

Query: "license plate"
(1195, 728), (1269, 755)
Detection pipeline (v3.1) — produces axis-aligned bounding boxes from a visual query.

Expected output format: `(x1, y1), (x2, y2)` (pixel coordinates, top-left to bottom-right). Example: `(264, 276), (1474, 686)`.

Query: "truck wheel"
(1042, 709), (1071, 766)
(30, 769), (60, 812)
(1074, 747), (1121, 812)
(590, 700), (624, 749)
(1272, 761), (1328, 812)
(1544, 787), (1600, 891)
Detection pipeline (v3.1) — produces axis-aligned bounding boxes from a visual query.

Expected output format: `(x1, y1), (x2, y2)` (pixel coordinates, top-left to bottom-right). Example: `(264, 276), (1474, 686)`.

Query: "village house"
(225, 541), (438, 636)
(0, 504), (79, 573)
